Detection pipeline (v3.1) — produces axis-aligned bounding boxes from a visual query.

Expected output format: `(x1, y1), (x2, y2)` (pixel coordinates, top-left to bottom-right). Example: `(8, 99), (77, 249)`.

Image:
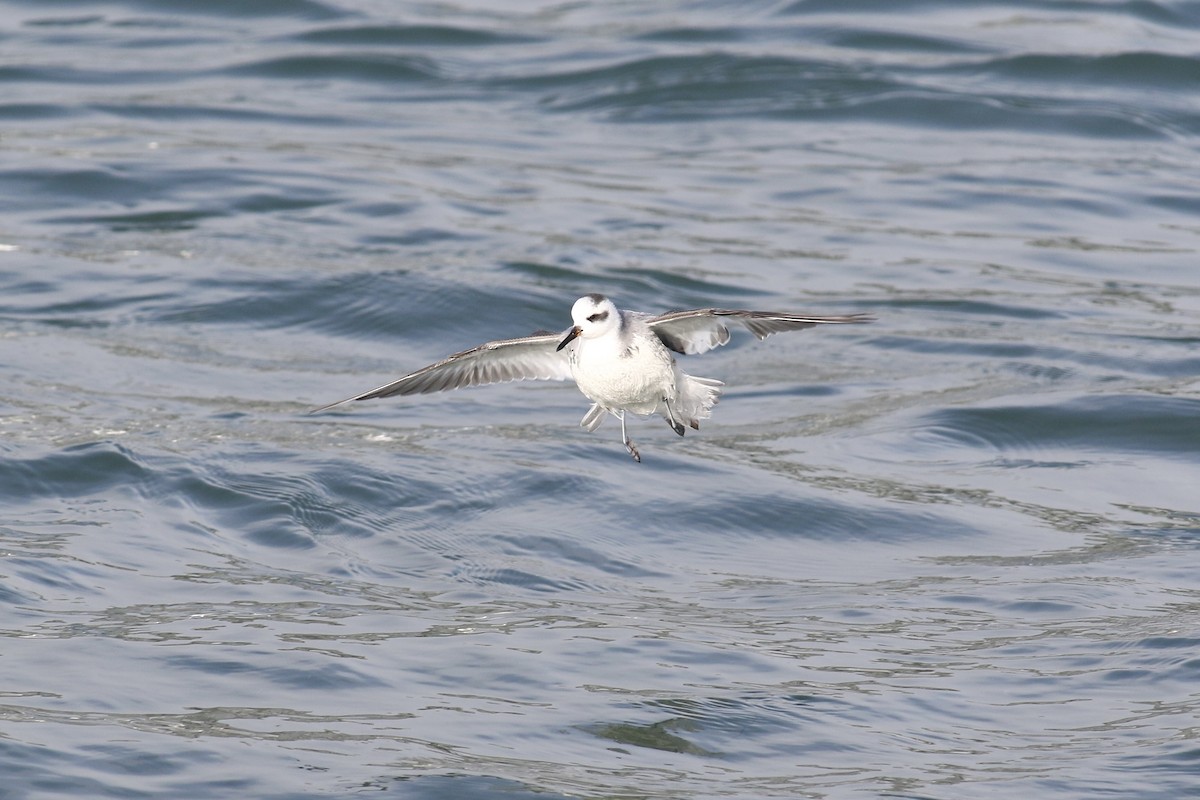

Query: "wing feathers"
(649, 309), (873, 355)
(312, 305), (873, 414)
(310, 332), (571, 414)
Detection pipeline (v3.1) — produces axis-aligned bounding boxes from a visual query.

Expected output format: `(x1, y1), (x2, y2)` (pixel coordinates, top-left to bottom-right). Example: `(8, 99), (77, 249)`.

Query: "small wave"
(291, 23), (539, 48)
(0, 441), (150, 502)
(964, 52), (1200, 91)
(917, 394), (1200, 460)
(496, 51), (1185, 138)
(221, 53), (441, 83)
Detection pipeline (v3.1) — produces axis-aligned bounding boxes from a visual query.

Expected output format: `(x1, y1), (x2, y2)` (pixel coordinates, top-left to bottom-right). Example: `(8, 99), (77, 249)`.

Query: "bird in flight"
(312, 294), (873, 462)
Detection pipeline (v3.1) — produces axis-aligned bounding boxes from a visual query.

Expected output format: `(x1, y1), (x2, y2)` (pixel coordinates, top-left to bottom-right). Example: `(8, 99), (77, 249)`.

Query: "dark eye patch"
(587, 311), (608, 323)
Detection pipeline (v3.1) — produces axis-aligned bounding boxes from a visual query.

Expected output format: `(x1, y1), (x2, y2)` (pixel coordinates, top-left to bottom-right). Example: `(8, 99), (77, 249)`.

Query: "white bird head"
(557, 294), (620, 351)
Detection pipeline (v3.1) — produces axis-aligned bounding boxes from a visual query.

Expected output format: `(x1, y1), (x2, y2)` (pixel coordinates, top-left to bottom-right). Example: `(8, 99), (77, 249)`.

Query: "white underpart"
(561, 295), (723, 434)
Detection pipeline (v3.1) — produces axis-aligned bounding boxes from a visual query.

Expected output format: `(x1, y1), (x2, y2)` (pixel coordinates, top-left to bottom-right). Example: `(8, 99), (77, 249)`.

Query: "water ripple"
(3, 2), (1200, 798)
(221, 53), (442, 83)
(291, 23), (540, 47)
(918, 395), (1200, 460)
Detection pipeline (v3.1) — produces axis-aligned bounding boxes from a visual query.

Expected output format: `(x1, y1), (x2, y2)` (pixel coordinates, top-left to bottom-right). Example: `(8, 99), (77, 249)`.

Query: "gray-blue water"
(3, 1), (1200, 797)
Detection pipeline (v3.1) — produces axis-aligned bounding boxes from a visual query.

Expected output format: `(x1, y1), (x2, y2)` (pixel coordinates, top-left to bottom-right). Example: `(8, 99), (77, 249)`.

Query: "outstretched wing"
(310, 330), (573, 413)
(649, 309), (874, 355)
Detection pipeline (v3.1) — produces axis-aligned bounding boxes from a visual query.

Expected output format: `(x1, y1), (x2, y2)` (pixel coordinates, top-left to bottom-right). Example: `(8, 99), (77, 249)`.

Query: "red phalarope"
(313, 294), (873, 462)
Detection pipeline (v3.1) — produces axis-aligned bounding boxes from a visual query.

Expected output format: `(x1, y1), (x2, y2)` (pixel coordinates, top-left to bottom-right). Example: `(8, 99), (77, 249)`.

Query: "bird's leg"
(662, 398), (686, 437)
(618, 411), (641, 463)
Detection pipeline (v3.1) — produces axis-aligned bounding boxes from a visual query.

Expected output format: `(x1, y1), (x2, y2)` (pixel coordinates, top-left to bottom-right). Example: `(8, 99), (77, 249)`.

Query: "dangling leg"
(579, 403), (606, 432)
(661, 398), (686, 437)
(618, 411), (641, 463)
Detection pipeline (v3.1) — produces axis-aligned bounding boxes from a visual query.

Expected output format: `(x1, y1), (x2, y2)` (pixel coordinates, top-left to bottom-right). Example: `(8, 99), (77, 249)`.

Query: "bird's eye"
(587, 311), (608, 323)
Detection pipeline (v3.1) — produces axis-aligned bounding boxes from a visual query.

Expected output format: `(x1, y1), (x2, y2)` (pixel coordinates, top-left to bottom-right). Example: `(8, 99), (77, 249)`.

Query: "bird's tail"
(667, 372), (724, 432)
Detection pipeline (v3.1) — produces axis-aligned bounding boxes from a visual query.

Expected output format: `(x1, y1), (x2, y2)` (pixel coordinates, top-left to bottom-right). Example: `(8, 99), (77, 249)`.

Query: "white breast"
(570, 330), (676, 414)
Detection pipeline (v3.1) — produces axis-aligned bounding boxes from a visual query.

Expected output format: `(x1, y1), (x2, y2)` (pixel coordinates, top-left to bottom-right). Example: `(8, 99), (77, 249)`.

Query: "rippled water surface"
(3, 1), (1200, 798)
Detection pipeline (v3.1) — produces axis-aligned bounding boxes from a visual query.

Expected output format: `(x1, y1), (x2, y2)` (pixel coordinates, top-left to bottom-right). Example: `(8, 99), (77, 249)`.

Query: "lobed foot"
(625, 439), (642, 463)
(662, 398), (687, 437)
